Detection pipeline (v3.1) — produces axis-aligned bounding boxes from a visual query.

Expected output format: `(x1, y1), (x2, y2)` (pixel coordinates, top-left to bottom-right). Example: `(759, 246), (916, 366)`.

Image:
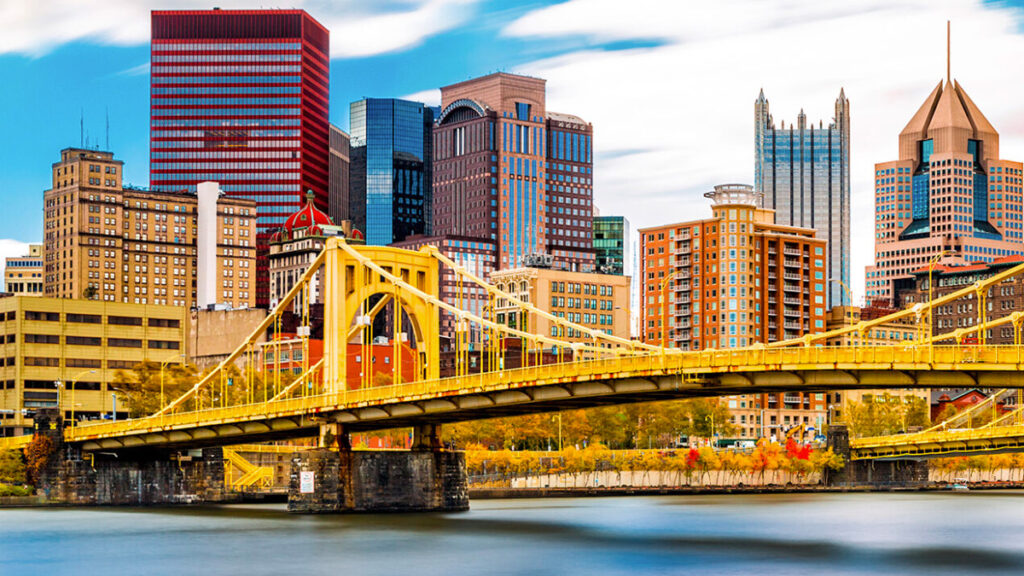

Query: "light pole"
(69, 369), (97, 428)
(660, 270), (680, 350)
(551, 412), (563, 451)
(159, 353), (186, 410)
(706, 413), (716, 448)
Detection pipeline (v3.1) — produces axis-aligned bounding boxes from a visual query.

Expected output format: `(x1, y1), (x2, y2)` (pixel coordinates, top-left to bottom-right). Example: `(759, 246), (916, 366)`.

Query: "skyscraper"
(755, 89), (850, 307)
(432, 72), (594, 272)
(864, 78), (1024, 304)
(149, 9), (330, 307)
(593, 215), (629, 275)
(328, 123), (351, 226)
(349, 98), (433, 245)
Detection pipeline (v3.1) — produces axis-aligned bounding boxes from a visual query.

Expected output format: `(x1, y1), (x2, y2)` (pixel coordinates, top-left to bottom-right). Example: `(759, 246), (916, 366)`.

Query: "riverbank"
(470, 480), (1024, 499)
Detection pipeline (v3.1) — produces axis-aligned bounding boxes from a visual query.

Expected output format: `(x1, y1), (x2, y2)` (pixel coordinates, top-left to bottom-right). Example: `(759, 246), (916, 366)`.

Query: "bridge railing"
(67, 344), (1024, 443)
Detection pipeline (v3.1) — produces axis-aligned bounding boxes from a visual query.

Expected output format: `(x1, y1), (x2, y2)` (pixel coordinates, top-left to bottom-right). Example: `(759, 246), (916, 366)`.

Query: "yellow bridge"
(7, 238), (1024, 460)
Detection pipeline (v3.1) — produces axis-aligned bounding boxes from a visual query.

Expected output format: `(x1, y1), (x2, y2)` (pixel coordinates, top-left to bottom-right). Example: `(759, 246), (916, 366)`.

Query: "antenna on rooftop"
(947, 20), (951, 83)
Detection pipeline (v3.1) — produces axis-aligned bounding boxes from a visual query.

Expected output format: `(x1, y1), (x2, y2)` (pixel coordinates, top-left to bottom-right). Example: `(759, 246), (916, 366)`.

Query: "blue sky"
(4, 0), (1024, 299)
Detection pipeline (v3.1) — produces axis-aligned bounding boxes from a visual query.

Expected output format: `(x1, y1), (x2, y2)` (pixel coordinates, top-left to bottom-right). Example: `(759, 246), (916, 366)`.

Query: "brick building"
(432, 72), (595, 273)
(4, 245), (43, 296)
(639, 184), (828, 440)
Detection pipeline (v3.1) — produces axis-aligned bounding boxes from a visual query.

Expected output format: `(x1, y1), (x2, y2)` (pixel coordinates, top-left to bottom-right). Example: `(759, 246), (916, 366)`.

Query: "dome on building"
(283, 190), (333, 234)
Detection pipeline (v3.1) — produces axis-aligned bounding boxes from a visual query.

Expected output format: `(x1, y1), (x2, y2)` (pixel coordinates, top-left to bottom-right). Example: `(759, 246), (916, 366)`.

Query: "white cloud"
(401, 88), (442, 107)
(0, 239), (32, 292)
(503, 0), (1024, 301)
(0, 0), (476, 59)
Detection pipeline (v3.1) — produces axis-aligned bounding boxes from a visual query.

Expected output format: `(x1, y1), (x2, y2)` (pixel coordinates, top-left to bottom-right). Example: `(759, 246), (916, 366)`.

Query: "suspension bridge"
(7, 239), (1024, 507)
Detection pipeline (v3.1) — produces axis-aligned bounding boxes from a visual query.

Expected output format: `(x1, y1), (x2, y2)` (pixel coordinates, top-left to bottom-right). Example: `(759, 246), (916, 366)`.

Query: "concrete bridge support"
(288, 424), (468, 513)
(33, 410), (227, 505)
(824, 424), (929, 488)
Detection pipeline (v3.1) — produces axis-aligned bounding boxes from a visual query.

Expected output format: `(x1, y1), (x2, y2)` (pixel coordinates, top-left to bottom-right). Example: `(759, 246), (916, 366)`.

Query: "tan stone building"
(0, 296), (187, 437)
(489, 267), (630, 350)
(5, 244), (43, 296)
(43, 148), (257, 309)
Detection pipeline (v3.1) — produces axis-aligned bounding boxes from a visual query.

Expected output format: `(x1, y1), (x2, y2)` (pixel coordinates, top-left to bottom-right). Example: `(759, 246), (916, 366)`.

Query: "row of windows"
(152, 139), (300, 149)
(151, 65), (301, 74)
(15, 311), (179, 328)
(153, 42), (302, 51)
(152, 172), (299, 181)
(152, 118), (301, 127)
(151, 161), (300, 170)
(153, 86), (302, 95)
(152, 97), (300, 106)
(152, 129), (300, 138)
(152, 54), (301, 63)
(152, 106), (300, 116)
(21, 334), (179, 348)
(152, 75), (301, 85)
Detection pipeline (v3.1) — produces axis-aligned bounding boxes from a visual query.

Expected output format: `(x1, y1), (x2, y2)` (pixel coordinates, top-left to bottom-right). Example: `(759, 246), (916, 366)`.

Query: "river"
(2, 492), (1024, 575)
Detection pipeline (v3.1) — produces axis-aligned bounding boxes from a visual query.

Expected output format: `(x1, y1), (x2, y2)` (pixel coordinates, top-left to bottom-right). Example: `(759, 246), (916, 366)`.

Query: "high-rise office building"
(755, 89), (850, 307)
(328, 123), (351, 227)
(864, 78), (1024, 304)
(149, 9), (330, 307)
(5, 245), (43, 296)
(349, 98), (433, 245)
(44, 148), (256, 309)
(432, 72), (594, 272)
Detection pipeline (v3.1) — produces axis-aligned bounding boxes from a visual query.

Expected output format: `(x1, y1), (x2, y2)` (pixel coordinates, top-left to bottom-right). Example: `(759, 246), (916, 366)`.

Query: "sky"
(2, 0), (1024, 298)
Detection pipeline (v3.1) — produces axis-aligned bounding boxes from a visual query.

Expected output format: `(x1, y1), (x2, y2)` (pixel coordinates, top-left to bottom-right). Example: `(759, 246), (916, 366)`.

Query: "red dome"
(283, 190), (333, 234)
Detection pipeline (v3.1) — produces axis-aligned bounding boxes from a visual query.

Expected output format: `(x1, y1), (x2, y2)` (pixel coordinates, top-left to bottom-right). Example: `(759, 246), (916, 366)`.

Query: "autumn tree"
(846, 393), (930, 438)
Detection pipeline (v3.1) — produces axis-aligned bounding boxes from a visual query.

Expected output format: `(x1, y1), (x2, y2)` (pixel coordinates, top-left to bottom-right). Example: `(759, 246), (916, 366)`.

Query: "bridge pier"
(33, 410), (227, 505)
(824, 424), (929, 489)
(288, 425), (468, 514)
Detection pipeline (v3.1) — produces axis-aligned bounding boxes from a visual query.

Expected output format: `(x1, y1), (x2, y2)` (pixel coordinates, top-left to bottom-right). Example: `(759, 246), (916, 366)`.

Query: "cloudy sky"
(2, 0), (1023, 297)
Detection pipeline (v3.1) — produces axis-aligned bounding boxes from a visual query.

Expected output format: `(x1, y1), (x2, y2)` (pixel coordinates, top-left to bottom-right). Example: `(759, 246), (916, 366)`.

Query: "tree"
(0, 449), (26, 485)
(846, 393), (930, 438)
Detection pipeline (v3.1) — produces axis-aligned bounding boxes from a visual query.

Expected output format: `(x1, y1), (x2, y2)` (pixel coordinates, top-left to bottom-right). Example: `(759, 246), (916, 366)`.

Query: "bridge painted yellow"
(26, 238), (1024, 454)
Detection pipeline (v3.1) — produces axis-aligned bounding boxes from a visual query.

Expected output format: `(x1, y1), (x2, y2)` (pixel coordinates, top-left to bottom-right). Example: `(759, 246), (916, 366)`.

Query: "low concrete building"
(4, 244), (43, 296)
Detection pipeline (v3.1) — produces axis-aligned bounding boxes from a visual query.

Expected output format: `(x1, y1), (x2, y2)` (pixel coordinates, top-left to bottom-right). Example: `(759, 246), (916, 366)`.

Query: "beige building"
(824, 305), (928, 425)
(5, 244), (43, 296)
(0, 296), (187, 436)
(43, 148), (257, 309)
(489, 267), (630, 350)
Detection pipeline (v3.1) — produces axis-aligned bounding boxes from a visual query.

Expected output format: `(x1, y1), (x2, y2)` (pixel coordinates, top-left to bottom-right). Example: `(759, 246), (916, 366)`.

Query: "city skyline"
(5, 2), (1024, 300)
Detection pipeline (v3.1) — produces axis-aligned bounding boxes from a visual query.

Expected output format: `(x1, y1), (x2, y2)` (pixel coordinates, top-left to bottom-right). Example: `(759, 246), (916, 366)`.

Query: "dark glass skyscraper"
(593, 215), (629, 275)
(755, 89), (850, 307)
(149, 9), (330, 307)
(349, 98), (433, 246)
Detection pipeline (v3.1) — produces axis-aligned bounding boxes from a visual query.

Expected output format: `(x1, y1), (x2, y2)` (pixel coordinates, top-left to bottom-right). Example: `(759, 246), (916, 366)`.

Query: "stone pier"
(33, 409), (227, 506)
(288, 425), (469, 513)
(824, 424), (929, 488)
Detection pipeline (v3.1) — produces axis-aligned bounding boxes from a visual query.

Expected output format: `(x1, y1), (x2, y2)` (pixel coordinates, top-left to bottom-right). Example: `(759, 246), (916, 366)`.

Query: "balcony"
(768, 298), (777, 305)
(768, 322), (778, 330)
(783, 248), (801, 256)
(783, 272), (800, 281)
(784, 259), (801, 268)
(783, 297), (800, 305)
(783, 394), (801, 404)
(677, 257), (690, 266)
(784, 308), (800, 317)
(784, 321), (801, 330)
(783, 283), (800, 292)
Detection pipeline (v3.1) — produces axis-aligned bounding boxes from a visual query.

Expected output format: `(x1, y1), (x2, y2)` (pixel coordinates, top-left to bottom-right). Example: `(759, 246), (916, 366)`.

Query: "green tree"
(846, 393), (930, 438)
(0, 449), (26, 485)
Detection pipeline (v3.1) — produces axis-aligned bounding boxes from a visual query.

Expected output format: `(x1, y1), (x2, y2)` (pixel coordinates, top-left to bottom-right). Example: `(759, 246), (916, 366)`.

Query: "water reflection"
(2, 493), (1024, 575)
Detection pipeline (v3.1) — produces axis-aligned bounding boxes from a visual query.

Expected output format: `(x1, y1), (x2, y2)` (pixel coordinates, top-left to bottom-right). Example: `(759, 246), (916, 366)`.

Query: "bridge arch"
(322, 240), (441, 392)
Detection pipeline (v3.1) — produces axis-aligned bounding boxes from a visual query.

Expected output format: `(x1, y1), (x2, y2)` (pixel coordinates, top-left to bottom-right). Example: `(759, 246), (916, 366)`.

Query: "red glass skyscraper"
(150, 9), (330, 307)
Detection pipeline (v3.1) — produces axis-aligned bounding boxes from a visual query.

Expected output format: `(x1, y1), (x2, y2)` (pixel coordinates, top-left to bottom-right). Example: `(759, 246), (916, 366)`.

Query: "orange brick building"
(638, 184), (828, 439)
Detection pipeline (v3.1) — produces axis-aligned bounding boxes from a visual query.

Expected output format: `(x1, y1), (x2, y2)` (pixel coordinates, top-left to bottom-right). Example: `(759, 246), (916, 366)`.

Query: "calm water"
(2, 493), (1024, 575)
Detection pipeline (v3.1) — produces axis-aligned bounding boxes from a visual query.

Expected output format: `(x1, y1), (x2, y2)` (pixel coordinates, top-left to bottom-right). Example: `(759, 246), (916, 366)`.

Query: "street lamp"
(69, 369), (97, 428)
(159, 353), (186, 410)
(660, 270), (680, 349)
(551, 412), (563, 452)
(706, 413), (716, 448)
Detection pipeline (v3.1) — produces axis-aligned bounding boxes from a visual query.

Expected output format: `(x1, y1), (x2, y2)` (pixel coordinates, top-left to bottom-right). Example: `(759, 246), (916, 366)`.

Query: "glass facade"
(149, 10), (330, 307)
(755, 91), (850, 307)
(592, 216), (629, 275)
(349, 99), (433, 246)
